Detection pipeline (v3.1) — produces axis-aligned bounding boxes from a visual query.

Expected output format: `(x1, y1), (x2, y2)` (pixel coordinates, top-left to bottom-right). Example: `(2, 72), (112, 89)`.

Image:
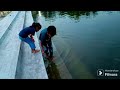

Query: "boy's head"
(47, 26), (56, 37)
(32, 22), (42, 32)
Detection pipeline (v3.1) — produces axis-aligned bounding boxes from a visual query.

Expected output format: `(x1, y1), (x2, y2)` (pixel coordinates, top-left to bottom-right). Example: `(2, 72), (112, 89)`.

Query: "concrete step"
(0, 11), (25, 79)
(15, 11), (48, 79)
(0, 11), (18, 43)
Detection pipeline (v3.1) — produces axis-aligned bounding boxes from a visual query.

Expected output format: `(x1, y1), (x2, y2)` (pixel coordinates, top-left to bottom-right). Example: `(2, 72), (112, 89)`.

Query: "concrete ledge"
(0, 11), (25, 79)
(15, 11), (48, 79)
(0, 11), (18, 41)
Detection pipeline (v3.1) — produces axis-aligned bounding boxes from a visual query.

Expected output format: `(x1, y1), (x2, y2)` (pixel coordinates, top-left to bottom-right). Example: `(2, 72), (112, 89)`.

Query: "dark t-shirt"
(39, 28), (53, 57)
(39, 28), (51, 45)
(19, 26), (35, 38)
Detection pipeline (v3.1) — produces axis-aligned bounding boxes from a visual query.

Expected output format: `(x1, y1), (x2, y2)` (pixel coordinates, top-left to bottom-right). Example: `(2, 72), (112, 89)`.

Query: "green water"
(33, 11), (120, 79)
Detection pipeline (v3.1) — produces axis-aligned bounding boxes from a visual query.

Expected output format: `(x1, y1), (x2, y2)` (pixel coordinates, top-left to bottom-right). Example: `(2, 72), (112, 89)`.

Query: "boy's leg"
(23, 37), (36, 50)
(19, 36), (39, 53)
(23, 37), (40, 53)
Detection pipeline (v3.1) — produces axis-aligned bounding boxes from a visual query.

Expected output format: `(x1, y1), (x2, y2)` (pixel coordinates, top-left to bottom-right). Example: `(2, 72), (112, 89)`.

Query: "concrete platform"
(15, 11), (48, 79)
(0, 11), (25, 79)
(0, 11), (18, 42)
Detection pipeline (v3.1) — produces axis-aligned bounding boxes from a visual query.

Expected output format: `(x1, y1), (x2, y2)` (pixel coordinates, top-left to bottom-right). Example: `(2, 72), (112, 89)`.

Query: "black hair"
(47, 26), (56, 37)
(31, 22), (41, 29)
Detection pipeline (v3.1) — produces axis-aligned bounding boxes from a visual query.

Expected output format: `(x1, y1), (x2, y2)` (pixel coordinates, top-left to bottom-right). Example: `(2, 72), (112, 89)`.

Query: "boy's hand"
(30, 34), (33, 38)
(31, 38), (35, 42)
(29, 34), (35, 42)
(49, 56), (55, 61)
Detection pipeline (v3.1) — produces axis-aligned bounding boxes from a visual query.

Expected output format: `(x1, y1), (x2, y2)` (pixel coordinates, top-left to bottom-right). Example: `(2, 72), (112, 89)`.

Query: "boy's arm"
(48, 38), (53, 57)
(48, 40), (54, 61)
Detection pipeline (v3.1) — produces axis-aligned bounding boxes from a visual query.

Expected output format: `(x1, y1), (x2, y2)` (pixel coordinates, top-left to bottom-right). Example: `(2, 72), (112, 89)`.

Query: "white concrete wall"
(0, 11), (25, 79)
(0, 11), (18, 41)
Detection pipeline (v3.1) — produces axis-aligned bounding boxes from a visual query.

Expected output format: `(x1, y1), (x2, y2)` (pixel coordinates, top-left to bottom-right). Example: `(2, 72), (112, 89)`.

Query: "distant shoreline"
(0, 11), (11, 20)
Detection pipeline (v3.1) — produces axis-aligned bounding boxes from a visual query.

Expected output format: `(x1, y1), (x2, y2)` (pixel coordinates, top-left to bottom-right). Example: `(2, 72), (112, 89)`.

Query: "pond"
(32, 11), (120, 79)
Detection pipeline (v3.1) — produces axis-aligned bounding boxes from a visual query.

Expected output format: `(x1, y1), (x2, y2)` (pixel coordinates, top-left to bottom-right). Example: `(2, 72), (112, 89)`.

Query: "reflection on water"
(40, 11), (98, 22)
(32, 11), (39, 21)
(32, 11), (99, 22)
(33, 11), (120, 79)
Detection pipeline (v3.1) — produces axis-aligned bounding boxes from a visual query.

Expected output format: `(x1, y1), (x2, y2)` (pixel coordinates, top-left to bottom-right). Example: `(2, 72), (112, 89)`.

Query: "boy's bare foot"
(35, 50), (40, 53)
(32, 49), (40, 53)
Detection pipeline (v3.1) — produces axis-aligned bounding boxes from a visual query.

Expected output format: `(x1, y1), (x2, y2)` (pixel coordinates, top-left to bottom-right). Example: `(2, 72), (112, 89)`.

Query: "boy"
(19, 22), (42, 53)
(39, 26), (56, 60)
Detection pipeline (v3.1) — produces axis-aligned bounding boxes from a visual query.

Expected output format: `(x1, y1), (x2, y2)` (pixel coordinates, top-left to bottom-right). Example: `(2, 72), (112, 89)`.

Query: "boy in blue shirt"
(39, 26), (56, 60)
(19, 22), (42, 53)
